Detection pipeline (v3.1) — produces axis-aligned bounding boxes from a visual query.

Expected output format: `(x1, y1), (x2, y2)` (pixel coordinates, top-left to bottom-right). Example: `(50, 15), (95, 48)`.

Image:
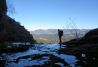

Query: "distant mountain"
(30, 29), (58, 34)
(30, 29), (89, 35)
(30, 29), (90, 43)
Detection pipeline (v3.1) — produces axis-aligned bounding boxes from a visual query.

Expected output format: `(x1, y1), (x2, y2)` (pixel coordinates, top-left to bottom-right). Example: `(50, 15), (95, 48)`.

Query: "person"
(58, 29), (63, 48)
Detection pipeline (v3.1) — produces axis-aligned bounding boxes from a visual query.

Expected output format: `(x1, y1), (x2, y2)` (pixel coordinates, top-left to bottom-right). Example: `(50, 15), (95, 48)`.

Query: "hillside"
(59, 28), (98, 66)
(1, 15), (35, 42)
(0, 0), (35, 43)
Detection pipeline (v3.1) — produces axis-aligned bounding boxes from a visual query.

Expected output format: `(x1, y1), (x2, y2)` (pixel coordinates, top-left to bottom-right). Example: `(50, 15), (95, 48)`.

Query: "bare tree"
(69, 18), (79, 39)
(65, 17), (80, 39)
(6, 0), (16, 15)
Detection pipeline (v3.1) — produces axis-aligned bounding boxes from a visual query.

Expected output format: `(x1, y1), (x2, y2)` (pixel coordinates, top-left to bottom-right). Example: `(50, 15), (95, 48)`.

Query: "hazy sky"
(7, 0), (98, 31)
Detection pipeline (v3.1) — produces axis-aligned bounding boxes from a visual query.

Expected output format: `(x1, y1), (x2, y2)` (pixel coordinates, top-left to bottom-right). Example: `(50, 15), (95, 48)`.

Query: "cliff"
(0, 0), (35, 43)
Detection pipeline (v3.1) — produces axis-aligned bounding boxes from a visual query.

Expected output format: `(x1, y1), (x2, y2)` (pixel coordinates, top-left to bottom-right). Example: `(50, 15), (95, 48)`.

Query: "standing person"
(58, 29), (63, 48)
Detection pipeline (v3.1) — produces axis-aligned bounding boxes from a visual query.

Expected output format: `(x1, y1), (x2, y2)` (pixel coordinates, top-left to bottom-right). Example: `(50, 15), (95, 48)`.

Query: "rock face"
(0, 0), (35, 43)
(81, 28), (98, 44)
(0, 0), (7, 15)
(85, 28), (98, 37)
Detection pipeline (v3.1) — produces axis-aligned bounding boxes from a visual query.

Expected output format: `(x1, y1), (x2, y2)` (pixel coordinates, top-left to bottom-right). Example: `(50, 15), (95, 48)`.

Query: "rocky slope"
(0, 0), (35, 44)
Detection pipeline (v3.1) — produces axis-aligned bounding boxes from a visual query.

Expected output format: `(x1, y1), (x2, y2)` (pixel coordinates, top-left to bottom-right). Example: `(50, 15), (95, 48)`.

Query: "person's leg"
(59, 36), (62, 48)
(0, 13), (2, 21)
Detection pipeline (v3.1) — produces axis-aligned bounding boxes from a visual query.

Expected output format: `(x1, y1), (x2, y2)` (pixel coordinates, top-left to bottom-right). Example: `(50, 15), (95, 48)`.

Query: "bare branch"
(6, 0), (16, 15)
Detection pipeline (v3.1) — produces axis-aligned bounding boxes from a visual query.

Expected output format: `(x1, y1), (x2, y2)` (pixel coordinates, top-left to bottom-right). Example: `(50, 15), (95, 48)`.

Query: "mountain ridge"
(30, 29), (90, 35)
(30, 29), (90, 43)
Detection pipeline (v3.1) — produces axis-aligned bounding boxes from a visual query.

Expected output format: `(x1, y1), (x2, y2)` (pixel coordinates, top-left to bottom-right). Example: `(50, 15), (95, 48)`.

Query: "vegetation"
(33, 34), (59, 43)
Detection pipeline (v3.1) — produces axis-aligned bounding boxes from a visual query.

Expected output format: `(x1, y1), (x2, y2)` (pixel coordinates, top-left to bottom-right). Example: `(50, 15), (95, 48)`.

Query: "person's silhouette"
(58, 29), (63, 48)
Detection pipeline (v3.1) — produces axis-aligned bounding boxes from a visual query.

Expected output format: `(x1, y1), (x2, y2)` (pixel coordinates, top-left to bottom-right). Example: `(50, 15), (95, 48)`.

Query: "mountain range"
(30, 29), (89, 34)
(30, 29), (90, 43)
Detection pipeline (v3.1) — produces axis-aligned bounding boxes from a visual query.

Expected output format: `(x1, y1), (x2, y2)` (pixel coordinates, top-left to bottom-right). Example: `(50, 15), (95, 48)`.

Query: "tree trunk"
(0, 0), (7, 15)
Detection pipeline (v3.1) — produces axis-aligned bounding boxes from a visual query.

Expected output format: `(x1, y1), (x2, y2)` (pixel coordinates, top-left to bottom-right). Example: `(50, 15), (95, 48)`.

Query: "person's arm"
(58, 29), (60, 35)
